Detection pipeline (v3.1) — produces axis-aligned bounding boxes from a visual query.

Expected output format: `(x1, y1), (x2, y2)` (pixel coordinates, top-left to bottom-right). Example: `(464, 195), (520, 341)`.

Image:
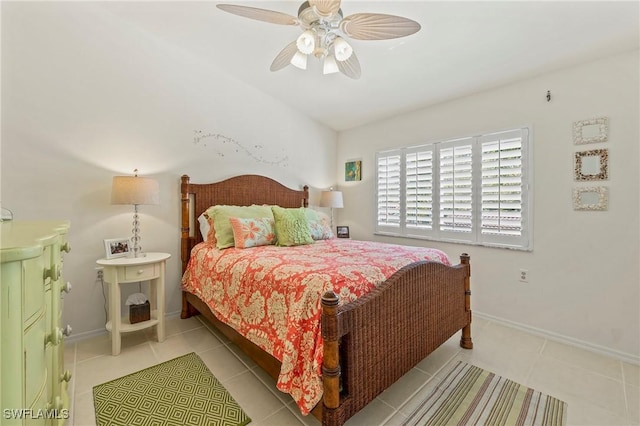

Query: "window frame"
(375, 127), (533, 251)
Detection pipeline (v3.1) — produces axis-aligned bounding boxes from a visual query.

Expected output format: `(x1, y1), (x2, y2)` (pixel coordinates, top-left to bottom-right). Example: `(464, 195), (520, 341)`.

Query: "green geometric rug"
(402, 361), (567, 426)
(93, 352), (251, 426)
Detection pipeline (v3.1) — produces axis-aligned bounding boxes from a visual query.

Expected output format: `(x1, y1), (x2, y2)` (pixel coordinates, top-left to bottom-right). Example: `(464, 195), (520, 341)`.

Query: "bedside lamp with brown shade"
(319, 188), (343, 229)
(111, 169), (159, 258)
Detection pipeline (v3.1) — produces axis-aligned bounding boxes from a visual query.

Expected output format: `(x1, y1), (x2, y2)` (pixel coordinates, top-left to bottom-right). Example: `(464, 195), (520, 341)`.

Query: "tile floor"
(67, 315), (639, 426)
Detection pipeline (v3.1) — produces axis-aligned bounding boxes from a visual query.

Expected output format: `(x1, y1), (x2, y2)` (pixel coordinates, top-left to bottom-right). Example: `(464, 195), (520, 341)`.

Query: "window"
(375, 128), (531, 250)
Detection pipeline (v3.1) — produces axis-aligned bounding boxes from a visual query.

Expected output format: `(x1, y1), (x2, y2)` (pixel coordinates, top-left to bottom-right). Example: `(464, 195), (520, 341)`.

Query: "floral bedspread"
(181, 238), (450, 414)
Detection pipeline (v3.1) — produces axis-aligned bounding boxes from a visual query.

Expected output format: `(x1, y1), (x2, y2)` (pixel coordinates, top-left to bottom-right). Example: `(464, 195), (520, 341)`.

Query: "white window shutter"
(405, 147), (434, 232)
(376, 151), (402, 230)
(439, 140), (473, 235)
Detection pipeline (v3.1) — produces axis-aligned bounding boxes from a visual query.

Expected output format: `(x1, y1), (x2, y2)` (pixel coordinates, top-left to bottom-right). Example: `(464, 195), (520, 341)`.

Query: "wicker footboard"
(320, 255), (472, 426)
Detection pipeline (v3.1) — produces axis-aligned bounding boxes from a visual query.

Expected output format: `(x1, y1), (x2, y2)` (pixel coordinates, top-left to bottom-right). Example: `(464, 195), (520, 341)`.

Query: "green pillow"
(211, 205), (274, 249)
(272, 206), (314, 247)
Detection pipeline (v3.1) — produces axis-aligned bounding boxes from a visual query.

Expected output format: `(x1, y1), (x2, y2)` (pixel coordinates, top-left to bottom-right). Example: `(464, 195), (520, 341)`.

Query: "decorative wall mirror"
(573, 117), (608, 145)
(574, 149), (608, 181)
(573, 187), (608, 211)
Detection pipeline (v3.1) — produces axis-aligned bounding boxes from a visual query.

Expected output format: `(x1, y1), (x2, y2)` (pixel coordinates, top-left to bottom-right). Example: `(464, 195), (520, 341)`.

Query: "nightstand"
(96, 252), (170, 355)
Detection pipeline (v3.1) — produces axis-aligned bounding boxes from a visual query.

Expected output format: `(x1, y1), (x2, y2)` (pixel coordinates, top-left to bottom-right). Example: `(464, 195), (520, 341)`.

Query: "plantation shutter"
(439, 140), (473, 234)
(405, 147), (434, 232)
(376, 151), (402, 230)
(479, 129), (529, 246)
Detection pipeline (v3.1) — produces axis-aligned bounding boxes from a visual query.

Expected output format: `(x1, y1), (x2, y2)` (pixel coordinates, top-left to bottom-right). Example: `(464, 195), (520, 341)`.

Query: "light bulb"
(296, 30), (315, 55)
(323, 55), (339, 74)
(333, 37), (353, 62)
(290, 51), (308, 70)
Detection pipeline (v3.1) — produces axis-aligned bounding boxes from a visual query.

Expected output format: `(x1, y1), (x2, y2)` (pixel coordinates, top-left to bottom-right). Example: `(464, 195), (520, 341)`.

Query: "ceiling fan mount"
(216, 1), (421, 79)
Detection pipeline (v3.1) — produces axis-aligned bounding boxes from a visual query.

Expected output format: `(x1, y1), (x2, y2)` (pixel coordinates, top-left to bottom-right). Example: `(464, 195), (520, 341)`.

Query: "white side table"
(96, 252), (170, 355)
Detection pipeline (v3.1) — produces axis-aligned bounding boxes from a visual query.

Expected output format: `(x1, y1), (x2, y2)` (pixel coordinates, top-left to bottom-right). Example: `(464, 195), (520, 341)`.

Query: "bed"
(179, 174), (473, 426)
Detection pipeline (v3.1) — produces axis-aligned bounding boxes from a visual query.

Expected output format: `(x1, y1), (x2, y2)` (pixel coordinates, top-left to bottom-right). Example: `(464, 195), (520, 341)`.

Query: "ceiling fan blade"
(216, 4), (298, 26)
(337, 51), (361, 80)
(309, 0), (342, 17)
(340, 13), (421, 40)
(270, 41), (299, 71)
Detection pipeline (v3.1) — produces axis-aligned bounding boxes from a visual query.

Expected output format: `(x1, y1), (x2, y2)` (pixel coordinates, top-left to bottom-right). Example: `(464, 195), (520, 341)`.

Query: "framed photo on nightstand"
(104, 238), (131, 259)
(336, 226), (350, 238)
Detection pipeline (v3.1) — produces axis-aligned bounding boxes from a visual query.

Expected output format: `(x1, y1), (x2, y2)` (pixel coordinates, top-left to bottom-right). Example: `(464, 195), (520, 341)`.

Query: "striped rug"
(93, 352), (251, 426)
(402, 361), (566, 426)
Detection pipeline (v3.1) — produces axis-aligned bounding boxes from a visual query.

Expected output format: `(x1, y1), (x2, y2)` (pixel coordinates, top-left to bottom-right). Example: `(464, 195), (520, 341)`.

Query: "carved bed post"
(321, 291), (340, 414)
(303, 185), (309, 207)
(459, 253), (473, 349)
(181, 175), (194, 319)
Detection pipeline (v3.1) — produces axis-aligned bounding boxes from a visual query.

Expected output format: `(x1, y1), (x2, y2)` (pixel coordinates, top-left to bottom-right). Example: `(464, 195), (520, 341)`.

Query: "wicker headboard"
(180, 174), (309, 272)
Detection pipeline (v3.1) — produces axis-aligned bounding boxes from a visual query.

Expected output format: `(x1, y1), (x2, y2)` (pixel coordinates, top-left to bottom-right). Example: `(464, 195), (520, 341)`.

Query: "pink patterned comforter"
(181, 238), (450, 414)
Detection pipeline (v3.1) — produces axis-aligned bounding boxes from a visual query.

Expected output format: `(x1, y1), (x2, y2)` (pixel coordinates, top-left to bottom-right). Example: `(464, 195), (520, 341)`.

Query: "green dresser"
(1, 221), (72, 425)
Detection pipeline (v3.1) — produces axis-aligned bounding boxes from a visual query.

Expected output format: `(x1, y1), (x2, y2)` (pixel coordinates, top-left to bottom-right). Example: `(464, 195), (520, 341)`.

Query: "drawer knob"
(62, 324), (73, 337)
(44, 264), (60, 281)
(61, 370), (72, 382)
(138, 269), (144, 274)
(62, 282), (72, 293)
(47, 328), (64, 345)
(61, 242), (71, 253)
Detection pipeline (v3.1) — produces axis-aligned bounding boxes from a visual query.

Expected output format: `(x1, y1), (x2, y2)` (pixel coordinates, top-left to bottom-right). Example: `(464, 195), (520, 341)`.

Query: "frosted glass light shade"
(296, 30), (315, 54)
(111, 176), (160, 205)
(333, 37), (353, 61)
(319, 190), (344, 208)
(290, 51), (308, 69)
(323, 55), (339, 74)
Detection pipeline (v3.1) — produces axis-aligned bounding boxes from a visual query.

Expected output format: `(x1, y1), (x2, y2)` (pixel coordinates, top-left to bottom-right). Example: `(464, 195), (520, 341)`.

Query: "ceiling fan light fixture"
(323, 54), (339, 74)
(290, 51), (308, 69)
(333, 37), (353, 62)
(296, 30), (315, 54)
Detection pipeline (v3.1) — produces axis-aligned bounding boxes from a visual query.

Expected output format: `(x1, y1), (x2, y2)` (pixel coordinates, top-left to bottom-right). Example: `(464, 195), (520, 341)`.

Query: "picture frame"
(574, 149), (608, 181)
(573, 187), (608, 211)
(336, 226), (350, 238)
(104, 237), (131, 259)
(573, 117), (608, 145)
(345, 160), (362, 181)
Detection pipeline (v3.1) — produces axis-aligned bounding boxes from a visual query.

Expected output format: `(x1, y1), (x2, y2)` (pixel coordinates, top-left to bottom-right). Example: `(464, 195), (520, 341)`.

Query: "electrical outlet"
(519, 269), (528, 283)
(95, 266), (104, 280)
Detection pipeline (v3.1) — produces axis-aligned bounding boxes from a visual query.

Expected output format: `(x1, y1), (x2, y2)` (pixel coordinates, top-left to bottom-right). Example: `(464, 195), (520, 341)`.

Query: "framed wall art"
(345, 160), (362, 181)
(574, 149), (608, 181)
(573, 187), (609, 211)
(573, 117), (608, 145)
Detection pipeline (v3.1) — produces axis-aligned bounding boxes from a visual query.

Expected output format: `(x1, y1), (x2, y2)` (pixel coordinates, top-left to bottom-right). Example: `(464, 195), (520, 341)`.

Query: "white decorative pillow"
(305, 209), (335, 240)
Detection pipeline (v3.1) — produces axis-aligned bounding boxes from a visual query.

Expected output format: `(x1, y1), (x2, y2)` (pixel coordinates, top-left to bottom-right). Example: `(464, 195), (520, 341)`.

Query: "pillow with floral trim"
(229, 217), (276, 248)
(271, 206), (314, 247)
(305, 209), (335, 240)
(198, 209), (217, 245)
(211, 205), (274, 249)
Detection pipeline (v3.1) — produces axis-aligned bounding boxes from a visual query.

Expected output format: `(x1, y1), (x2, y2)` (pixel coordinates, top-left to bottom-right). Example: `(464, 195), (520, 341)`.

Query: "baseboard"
(65, 310), (182, 344)
(474, 311), (640, 366)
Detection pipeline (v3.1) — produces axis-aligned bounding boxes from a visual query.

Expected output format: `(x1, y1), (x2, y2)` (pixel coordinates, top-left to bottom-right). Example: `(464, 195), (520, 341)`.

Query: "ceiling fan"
(216, 1), (421, 79)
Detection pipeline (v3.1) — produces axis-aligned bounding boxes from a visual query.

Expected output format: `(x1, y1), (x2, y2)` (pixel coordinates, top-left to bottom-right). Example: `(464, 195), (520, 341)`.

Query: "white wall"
(1, 2), (337, 337)
(337, 50), (640, 361)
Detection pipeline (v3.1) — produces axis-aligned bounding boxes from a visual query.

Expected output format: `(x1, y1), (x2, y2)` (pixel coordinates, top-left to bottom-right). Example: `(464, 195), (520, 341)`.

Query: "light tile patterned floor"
(67, 315), (639, 426)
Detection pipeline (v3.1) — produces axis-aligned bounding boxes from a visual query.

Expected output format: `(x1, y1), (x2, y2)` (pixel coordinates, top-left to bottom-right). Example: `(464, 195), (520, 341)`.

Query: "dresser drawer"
(24, 313), (48, 408)
(23, 256), (46, 324)
(123, 263), (158, 281)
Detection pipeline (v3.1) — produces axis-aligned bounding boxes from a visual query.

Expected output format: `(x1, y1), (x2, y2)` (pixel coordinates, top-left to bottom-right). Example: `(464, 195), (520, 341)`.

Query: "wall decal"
(194, 130), (289, 167)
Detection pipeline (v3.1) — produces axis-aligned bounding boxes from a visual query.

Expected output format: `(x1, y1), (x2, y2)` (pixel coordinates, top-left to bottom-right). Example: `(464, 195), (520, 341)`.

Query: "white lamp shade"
(333, 37), (353, 62)
(290, 51), (308, 69)
(296, 30), (315, 55)
(323, 54), (339, 74)
(111, 176), (160, 205)
(319, 190), (344, 208)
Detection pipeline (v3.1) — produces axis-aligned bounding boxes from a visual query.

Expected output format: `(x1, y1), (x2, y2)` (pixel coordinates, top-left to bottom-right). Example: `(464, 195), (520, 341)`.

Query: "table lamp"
(319, 189), (343, 228)
(111, 169), (159, 257)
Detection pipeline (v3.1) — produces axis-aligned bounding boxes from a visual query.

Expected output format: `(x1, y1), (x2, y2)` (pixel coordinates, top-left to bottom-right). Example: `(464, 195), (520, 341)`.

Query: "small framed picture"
(336, 226), (350, 238)
(104, 238), (131, 259)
